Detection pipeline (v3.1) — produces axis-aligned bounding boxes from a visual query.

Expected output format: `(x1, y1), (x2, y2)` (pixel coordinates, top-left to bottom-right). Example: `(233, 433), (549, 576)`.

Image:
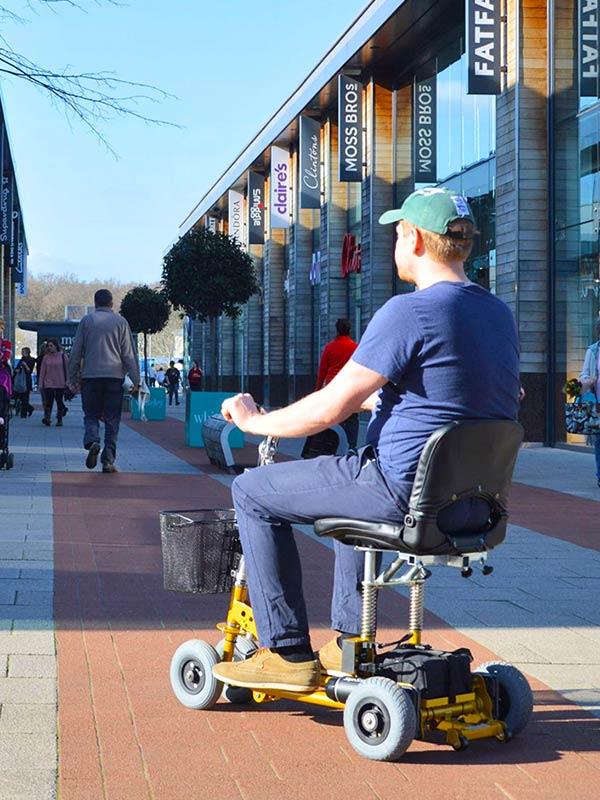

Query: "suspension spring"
(409, 581), (424, 634)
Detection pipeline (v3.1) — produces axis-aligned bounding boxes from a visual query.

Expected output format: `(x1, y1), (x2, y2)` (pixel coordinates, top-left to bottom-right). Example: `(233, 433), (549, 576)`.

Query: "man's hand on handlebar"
(221, 393), (261, 432)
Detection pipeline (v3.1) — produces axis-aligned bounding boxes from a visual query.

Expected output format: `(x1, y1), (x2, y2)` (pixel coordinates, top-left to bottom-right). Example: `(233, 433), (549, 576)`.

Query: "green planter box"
(131, 387), (167, 421)
(185, 391), (244, 448)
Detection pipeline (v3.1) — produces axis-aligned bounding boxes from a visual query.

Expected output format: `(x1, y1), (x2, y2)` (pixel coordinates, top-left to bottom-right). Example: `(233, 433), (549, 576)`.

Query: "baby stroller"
(0, 385), (13, 470)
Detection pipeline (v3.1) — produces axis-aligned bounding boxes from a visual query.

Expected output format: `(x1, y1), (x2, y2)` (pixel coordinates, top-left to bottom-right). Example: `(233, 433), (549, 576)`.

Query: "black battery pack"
(375, 644), (473, 701)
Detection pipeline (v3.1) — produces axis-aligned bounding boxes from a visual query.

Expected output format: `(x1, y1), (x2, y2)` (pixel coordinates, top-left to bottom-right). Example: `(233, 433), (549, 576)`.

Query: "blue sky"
(1, 0), (366, 285)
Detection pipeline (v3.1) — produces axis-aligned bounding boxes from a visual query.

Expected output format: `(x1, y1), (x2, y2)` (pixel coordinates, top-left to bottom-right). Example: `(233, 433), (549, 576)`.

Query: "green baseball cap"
(379, 187), (475, 234)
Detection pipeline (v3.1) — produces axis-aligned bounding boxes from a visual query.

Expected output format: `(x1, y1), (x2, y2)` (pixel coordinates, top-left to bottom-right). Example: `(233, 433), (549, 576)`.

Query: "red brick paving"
(53, 458), (600, 800)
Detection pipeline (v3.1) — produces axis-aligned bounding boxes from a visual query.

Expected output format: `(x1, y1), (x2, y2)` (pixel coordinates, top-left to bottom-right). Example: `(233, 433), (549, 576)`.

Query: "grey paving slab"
(0, 703), (56, 733)
(0, 677), (56, 704)
(0, 770), (56, 800)
(8, 654), (56, 679)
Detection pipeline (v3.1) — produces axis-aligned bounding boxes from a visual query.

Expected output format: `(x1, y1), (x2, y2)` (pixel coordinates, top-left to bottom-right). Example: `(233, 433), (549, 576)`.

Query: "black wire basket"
(159, 509), (242, 594)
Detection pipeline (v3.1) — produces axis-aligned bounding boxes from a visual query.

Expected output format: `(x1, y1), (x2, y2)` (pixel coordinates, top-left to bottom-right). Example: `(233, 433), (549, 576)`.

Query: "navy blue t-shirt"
(352, 281), (520, 506)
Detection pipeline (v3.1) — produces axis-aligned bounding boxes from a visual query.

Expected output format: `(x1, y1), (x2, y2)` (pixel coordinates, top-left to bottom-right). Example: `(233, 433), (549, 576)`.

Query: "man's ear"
(412, 226), (425, 256)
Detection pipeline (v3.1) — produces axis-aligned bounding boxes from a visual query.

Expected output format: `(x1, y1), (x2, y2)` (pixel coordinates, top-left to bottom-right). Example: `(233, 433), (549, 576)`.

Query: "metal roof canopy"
(178, 0), (462, 235)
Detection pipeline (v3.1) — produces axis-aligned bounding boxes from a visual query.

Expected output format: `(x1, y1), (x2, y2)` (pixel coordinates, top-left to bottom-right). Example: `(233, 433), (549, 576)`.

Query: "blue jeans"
(167, 384), (179, 405)
(231, 448), (407, 649)
(81, 378), (124, 466)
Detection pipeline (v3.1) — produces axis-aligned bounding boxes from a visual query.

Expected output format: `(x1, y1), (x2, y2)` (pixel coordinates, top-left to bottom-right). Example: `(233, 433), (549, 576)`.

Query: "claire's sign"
(299, 116), (321, 209)
(467, 0), (501, 94)
(270, 146), (290, 229)
(247, 172), (265, 245)
(338, 75), (363, 182)
(414, 78), (437, 183)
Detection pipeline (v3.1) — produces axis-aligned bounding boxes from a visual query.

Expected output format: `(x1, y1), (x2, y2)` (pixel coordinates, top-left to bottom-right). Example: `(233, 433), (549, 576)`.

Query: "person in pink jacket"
(38, 338), (69, 427)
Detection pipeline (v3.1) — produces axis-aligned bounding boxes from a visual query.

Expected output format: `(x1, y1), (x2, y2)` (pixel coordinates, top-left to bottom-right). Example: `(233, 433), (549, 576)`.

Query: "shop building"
(173, 0), (597, 446)
(0, 92), (28, 347)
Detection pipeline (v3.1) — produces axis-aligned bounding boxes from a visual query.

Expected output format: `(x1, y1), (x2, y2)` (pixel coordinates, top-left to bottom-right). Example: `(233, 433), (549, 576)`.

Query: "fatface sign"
(414, 78), (437, 183)
(338, 75), (363, 182)
(299, 116), (321, 209)
(270, 146), (290, 229)
(205, 216), (218, 234)
(228, 189), (244, 243)
(467, 0), (501, 95)
(247, 172), (265, 245)
(580, 0), (600, 96)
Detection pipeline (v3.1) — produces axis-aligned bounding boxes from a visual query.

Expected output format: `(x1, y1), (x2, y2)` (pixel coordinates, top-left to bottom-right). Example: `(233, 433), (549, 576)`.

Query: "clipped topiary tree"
(120, 285), (171, 384)
(161, 227), (258, 385)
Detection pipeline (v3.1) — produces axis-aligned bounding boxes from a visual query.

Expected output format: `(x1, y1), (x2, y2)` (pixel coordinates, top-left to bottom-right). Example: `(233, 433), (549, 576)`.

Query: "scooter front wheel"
(170, 639), (223, 710)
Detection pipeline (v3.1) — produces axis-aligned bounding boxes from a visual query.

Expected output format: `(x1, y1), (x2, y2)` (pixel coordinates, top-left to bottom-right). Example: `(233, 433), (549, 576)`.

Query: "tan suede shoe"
(317, 636), (347, 675)
(213, 648), (319, 692)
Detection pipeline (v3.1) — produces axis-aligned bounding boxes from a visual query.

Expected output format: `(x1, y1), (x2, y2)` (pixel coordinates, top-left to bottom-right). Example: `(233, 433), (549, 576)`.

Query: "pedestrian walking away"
(578, 316), (600, 487)
(213, 187), (520, 693)
(165, 360), (181, 405)
(16, 347), (36, 416)
(316, 317), (359, 453)
(68, 288), (140, 473)
(147, 362), (157, 387)
(187, 360), (203, 392)
(38, 339), (69, 427)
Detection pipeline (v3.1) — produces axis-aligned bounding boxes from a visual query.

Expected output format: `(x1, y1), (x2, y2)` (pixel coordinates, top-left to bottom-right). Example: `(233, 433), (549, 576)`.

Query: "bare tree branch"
(0, 1), (178, 154)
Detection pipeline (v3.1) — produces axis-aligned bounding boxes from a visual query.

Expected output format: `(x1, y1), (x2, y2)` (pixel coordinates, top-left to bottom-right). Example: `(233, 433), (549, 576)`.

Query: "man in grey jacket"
(68, 289), (140, 473)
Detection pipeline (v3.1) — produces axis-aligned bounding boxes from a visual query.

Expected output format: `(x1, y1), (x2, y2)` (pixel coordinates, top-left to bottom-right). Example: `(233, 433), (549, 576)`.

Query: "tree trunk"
(143, 333), (148, 385)
(209, 316), (217, 391)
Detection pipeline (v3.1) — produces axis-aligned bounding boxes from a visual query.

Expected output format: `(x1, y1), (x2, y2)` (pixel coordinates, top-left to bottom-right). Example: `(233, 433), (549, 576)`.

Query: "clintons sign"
(338, 74), (363, 182)
(299, 115), (321, 209)
(270, 146), (290, 229)
(467, 0), (501, 95)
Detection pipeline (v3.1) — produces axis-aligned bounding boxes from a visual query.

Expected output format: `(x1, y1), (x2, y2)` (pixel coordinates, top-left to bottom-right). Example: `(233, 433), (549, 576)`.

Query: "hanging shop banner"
(338, 75), (363, 182)
(414, 78), (437, 183)
(0, 172), (11, 246)
(580, 0), (600, 97)
(15, 236), (27, 294)
(247, 172), (265, 245)
(10, 209), (21, 280)
(205, 216), (218, 234)
(228, 189), (244, 243)
(299, 116), (321, 209)
(270, 146), (290, 229)
(467, 0), (501, 95)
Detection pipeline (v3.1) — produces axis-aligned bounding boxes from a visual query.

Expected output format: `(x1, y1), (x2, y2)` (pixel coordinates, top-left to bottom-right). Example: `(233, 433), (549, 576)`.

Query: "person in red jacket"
(316, 318), (359, 452)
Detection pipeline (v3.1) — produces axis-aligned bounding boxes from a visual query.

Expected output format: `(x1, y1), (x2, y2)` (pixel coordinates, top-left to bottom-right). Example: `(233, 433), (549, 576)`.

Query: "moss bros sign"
(338, 74), (363, 182)
(580, 0), (600, 97)
(467, 0), (501, 95)
(414, 78), (436, 183)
